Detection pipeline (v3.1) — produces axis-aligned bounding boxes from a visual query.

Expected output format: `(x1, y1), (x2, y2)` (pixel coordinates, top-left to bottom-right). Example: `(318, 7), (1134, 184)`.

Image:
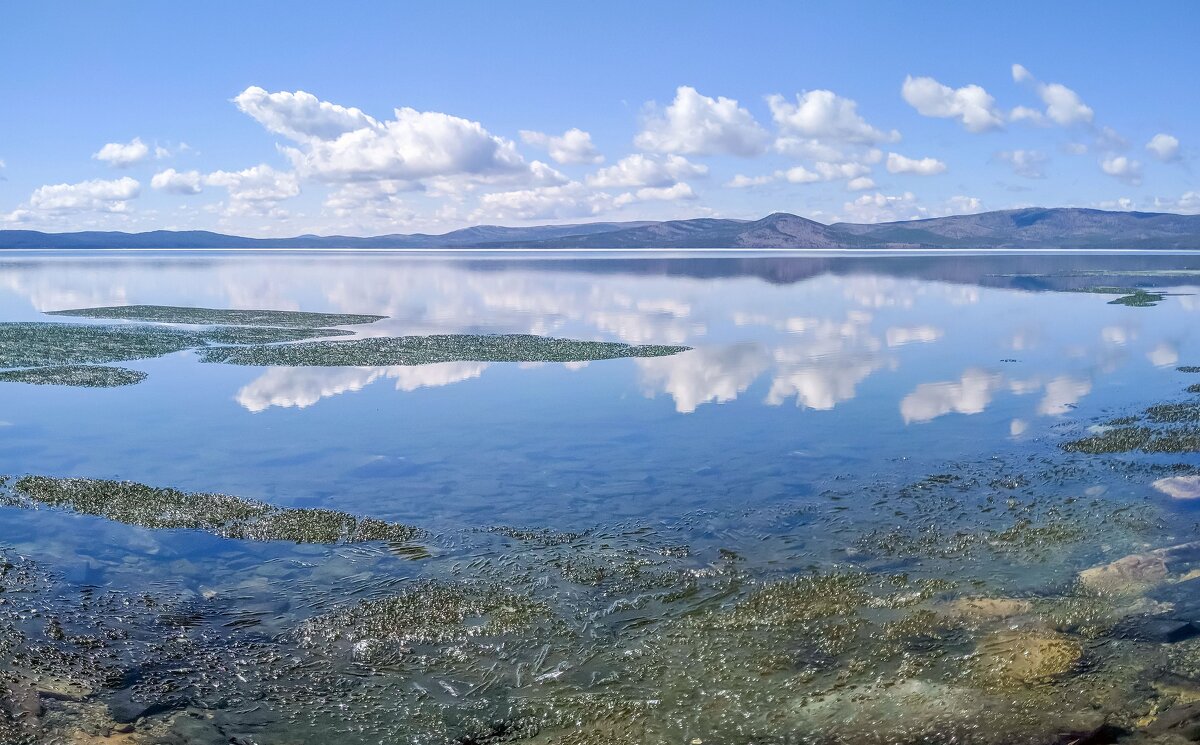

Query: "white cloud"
(1009, 106), (1045, 125)
(234, 86), (530, 183)
(726, 173), (773, 188)
(886, 152), (946, 176)
(767, 90), (899, 144)
(93, 138), (151, 167)
(997, 150), (1047, 179)
(842, 191), (922, 223)
(519, 128), (603, 164)
(29, 177), (141, 213)
(1154, 191), (1200, 214)
(940, 195), (984, 215)
(205, 165), (300, 217)
(901, 75), (1004, 133)
(233, 86), (377, 141)
(237, 362), (487, 412)
(587, 153), (707, 188)
(475, 181), (612, 221)
(150, 168), (203, 195)
(779, 161), (871, 184)
(324, 180), (414, 220)
(1146, 133), (1181, 163)
(634, 86), (769, 156)
(1100, 155), (1143, 185)
(614, 182), (697, 206)
(1012, 66), (1094, 127)
(846, 176), (876, 191)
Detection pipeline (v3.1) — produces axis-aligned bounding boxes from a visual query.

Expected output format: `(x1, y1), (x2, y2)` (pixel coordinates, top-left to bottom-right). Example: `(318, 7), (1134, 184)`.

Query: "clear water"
(3, 251), (1200, 744)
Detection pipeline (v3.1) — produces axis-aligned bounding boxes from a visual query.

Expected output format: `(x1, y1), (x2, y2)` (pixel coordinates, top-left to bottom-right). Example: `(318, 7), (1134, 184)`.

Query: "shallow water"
(3, 251), (1200, 743)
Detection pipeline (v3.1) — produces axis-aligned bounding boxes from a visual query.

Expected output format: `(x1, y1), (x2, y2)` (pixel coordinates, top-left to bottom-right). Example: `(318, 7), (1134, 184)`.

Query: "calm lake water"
(4, 251), (1200, 744)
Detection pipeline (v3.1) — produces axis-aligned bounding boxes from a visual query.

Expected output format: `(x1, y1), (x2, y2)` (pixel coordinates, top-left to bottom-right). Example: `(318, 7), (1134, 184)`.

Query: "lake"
(3, 250), (1200, 744)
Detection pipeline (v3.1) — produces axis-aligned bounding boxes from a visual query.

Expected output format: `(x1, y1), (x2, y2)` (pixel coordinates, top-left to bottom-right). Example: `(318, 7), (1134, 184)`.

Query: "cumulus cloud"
(634, 86), (769, 156)
(1154, 191), (1200, 214)
(324, 180), (415, 220)
(205, 165), (300, 217)
(1146, 133), (1181, 163)
(767, 90), (899, 144)
(901, 75), (1004, 132)
(997, 150), (1047, 179)
(846, 176), (876, 191)
(93, 138), (151, 167)
(234, 86), (530, 183)
(150, 168), (203, 195)
(842, 191), (922, 222)
(29, 177), (140, 213)
(519, 128), (603, 164)
(885, 152), (946, 175)
(726, 173), (773, 188)
(1011, 66), (1094, 127)
(475, 181), (613, 221)
(614, 182), (697, 206)
(587, 153), (707, 188)
(1100, 155), (1143, 185)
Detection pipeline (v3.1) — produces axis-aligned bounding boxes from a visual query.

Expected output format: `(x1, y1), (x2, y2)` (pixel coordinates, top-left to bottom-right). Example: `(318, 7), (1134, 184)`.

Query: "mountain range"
(2, 208), (1199, 250)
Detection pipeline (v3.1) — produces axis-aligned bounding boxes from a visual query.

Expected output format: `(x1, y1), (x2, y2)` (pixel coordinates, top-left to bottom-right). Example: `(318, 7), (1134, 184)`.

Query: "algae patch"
(199, 334), (691, 367)
(4, 476), (422, 545)
(0, 323), (205, 368)
(48, 305), (385, 328)
(0, 365), (147, 388)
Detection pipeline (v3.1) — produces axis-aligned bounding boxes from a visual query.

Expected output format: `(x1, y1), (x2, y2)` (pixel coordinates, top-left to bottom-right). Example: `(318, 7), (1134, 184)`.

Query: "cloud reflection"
(236, 362), (488, 412)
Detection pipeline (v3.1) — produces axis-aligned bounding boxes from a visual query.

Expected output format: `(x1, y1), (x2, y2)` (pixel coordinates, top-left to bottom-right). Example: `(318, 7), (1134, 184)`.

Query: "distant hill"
(2, 208), (1199, 250)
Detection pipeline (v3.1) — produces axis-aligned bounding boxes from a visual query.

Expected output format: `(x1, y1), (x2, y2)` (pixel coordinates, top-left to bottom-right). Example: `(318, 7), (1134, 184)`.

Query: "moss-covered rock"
(6, 476), (422, 545)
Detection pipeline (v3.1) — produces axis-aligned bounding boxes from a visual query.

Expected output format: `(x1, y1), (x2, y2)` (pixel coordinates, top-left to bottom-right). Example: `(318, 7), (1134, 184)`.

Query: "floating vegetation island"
(0, 306), (690, 388)
(200, 334), (691, 366)
(48, 304), (386, 328)
(0, 364), (147, 387)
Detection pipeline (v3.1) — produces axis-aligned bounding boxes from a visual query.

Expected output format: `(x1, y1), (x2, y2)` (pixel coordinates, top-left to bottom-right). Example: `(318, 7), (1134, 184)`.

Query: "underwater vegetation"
(0, 322), (207, 368)
(199, 334), (691, 366)
(3, 476), (423, 545)
(48, 304), (385, 328)
(1073, 286), (1172, 307)
(0, 364), (147, 387)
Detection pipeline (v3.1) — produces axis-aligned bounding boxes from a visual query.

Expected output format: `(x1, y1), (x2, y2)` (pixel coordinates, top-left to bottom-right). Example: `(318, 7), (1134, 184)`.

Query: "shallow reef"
(48, 304), (385, 328)
(4, 476), (423, 545)
(0, 364), (147, 387)
(199, 334), (691, 366)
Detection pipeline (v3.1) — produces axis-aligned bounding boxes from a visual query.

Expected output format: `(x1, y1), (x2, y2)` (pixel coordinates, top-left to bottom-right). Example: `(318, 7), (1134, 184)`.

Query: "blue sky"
(1, 1), (1197, 236)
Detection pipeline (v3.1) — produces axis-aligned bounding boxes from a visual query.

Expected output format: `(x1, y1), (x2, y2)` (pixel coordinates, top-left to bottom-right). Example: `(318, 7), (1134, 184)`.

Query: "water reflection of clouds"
(0, 257), (1194, 422)
(236, 362), (488, 412)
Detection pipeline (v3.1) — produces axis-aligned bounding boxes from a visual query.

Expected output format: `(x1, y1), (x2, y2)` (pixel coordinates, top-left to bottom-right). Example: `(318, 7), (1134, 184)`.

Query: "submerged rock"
(972, 630), (1082, 685)
(1079, 553), (1169, 595)
(938, 596), (1034, 621)
(47, 304), (385, 328)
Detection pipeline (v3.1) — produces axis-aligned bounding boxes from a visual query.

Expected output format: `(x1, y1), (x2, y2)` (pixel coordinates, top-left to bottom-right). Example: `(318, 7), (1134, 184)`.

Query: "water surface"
(3, 251), (1200, 744)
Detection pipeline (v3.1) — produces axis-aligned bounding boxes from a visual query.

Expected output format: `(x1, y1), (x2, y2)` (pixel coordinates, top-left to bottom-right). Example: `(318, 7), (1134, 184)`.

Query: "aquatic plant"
(0, 365), (147, 388)
(48, 304), (385, 328)
(0, 322), (205, 368)
(199, 334), (691, 366)
(300, 580), (547, 648)
(6, 476), (422, 544)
